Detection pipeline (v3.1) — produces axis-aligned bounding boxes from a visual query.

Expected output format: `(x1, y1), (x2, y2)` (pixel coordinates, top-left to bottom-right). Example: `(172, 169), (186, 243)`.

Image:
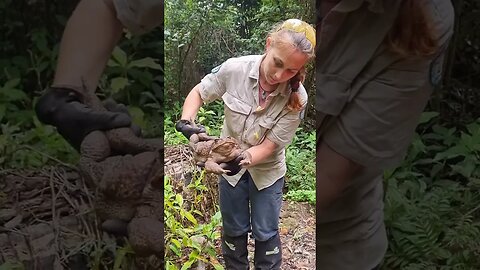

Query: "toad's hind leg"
(107, 128), (163, 154)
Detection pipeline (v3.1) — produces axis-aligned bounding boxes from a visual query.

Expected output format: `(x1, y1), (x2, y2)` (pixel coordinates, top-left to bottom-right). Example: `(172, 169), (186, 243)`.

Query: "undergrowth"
(164, 173), (224, 270)
(383, 113), (480, 269)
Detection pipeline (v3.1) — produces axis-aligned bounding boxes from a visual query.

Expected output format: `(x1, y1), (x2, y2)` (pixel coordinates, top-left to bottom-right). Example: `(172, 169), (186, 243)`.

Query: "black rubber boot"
(222, 233), (249, 270)
(254, 233), (282, 270)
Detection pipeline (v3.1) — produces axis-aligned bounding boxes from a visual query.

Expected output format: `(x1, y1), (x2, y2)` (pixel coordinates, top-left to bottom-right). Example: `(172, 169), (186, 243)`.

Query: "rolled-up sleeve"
(199, 60), (233, 103)
(267, 111), (302, 148)
(322, 56), (434, 169)
(113, 0), (163, 35)
(267, 86), (308, 148)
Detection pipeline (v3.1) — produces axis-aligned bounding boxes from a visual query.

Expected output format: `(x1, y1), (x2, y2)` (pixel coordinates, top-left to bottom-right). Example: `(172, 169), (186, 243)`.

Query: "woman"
(176, 19), (315, 269)
(316, 0), (454, 269)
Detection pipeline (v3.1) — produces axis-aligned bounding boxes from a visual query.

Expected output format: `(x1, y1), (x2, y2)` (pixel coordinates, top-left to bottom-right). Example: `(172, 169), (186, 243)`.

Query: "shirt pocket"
(223, 92), (252, 138)
(245, 116), (275, 146)
(316, 73), (351, 116)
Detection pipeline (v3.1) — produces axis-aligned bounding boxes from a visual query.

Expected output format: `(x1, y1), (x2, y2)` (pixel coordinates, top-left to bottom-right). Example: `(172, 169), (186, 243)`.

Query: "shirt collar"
(334, 0), (384, 13)
(248, 54), (264, 79)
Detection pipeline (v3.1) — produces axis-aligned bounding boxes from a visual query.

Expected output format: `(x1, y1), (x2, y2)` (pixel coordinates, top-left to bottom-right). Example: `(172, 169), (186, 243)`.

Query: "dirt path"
(278, 200), (316, 269)
(240, 200), (316, 269)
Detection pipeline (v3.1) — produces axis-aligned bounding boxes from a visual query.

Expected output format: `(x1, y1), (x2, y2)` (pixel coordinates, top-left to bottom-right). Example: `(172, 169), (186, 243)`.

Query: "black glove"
(103, 98), (142, 137)
(175, 119), (206, 140)
(220, 154), (245, 176)
(35, 87), (132, 151)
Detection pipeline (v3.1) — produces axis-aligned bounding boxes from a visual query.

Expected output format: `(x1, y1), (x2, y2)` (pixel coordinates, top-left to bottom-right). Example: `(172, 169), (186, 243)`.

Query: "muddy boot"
(254, 233), (282, 270)
(222, 233), (249, 270)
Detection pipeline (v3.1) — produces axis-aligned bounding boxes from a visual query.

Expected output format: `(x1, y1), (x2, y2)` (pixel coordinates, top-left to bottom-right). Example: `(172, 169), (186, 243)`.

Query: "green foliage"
(0, 261), (25, 270)
(284, 189), (315, 205)
(102, 45), (163, 112)
(383, 113), (480, 269)
(284, 128), (316, 203)
(164, 0), (316, 122)
(164, 174), (224, 270)
(0, 122), (77, 168)
(84, 238), (137, 270)
(0, 1), (163, 169)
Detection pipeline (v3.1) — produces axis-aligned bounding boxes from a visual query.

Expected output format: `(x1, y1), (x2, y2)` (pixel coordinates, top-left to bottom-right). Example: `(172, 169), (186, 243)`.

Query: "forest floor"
(235, 200), (316, 269)
(0, 145), (315, 269)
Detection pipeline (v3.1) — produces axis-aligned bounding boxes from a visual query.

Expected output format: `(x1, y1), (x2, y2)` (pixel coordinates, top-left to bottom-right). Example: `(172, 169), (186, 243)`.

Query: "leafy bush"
(164, 0), (316, 118)
(383, 113), (480, 269)
(284, 129), (316, 204)
(164, 174), (224, 270)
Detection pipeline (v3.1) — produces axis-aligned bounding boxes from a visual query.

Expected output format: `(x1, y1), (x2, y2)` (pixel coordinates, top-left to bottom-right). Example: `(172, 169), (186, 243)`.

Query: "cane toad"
(77, 90), (164, 259)
(189, 133), (251, 174)
(83, 88), (163, 154)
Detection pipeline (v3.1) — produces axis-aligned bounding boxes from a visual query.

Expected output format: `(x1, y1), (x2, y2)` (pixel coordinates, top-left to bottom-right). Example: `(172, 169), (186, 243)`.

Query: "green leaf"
(180, 258), (195, 270)
(107, 59), (119, 67)
(183, 210), (198, 225)
(113, 245), (133, 270)
(450, 157), (476, 178)
(175, 194), (184, 206)
(0, 104), (5, 122)
(433, 145), (469, 161)
(112, 46), (127, 67)
(169, 244), (182, 257)
(418, 111), (439, 125)
(171, 238), (182, 249)
(190, 241), (202, 252)
(430, 163), (444, 178)
(110, 77), (129, 94)
(127, 106), (145, 129)
(166, 261), (179, 270)
(3, 78), (20, 89)
(128, 57), (163, 70)
(211, 261), (225, 270)
(5, 89), (28, 102)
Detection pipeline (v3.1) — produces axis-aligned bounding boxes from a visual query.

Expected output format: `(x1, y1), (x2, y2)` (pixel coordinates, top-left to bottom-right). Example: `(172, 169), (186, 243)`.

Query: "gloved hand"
(35, 87), (132, 151)
(220, 154), (247, 176)
(175, 119), (206, 140)
(103, 98), (142, 137)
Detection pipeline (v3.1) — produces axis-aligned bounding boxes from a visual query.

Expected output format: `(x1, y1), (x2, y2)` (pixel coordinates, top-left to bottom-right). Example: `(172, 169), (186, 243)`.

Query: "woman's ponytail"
(385, 0), (437, 57)
(287, 71), (305, 111)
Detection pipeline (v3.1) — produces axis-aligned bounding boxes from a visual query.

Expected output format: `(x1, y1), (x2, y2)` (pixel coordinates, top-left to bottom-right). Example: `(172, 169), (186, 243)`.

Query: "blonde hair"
(267, 19), (315, 111)
(268, 19), (316, 59)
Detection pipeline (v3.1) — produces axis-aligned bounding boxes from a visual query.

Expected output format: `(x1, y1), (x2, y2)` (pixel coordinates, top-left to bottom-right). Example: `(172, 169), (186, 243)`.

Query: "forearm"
(181, 84), (204, 121)
(316, 141), (362, 212)
(316, 169), (345, 211)
(244, 138), (277, 167)
(53, 0), (123, 92)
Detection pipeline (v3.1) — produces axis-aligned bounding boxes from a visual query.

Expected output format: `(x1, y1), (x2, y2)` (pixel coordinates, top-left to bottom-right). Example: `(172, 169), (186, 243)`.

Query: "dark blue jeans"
(219, 171), (284, 241)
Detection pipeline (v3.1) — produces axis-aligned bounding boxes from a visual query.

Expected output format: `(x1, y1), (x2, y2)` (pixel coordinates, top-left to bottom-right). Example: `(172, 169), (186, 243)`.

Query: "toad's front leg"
(204, 159), (229, 174)
(239, 151), (252, 166)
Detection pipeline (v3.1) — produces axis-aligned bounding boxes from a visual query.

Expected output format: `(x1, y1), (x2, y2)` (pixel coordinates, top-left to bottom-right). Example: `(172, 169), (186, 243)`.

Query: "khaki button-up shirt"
(199, 55), (308, 190)
(316, 0), (454, 269)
